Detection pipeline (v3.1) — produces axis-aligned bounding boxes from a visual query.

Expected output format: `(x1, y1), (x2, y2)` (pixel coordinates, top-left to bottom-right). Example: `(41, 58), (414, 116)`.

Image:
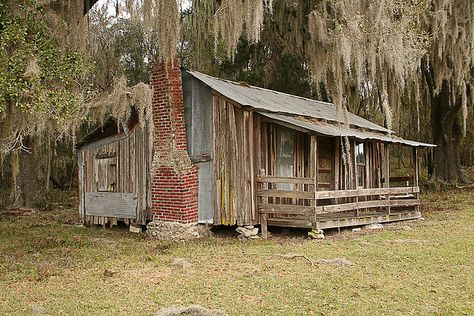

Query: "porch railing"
(257, 175), (420, 222)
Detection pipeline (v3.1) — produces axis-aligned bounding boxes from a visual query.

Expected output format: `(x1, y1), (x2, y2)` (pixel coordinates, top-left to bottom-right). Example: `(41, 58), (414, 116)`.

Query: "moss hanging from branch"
(0, 0), (91, 155)
(306, 0), (429, 128)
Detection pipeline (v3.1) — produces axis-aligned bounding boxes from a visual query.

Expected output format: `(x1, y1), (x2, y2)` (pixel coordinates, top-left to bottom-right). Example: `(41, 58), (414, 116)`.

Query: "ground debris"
(103, 269), (117, 277)
(277, 253), (315, 266)
(171, 257), (192, 269)
(157, 305), (227, 316)
(31, 304), (47, 314)
(1, 207), (36, 216)
(314, 258), (353, 267)
(385, 239), (426, 244)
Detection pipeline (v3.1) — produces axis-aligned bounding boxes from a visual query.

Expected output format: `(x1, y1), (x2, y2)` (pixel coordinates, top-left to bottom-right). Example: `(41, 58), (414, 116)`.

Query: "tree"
(420, 1), (473, 183)
(0, 0), (90, 206)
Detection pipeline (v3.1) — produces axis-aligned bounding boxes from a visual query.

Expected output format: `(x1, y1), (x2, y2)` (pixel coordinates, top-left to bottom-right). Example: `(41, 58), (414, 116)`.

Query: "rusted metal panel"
(84, 192), (137, 218)
(183, 73), (215, 223)
(259, 112), (435, 147)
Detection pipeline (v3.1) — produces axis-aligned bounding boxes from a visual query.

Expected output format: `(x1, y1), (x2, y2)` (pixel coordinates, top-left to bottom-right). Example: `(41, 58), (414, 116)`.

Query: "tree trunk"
(9, 137), (49, 208)
(430, 80), (468, 183)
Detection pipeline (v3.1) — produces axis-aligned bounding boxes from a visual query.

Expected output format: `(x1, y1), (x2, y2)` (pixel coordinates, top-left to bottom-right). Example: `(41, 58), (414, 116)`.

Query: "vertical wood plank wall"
(212, 95), (257, 225)
(79, 126), (151, 226)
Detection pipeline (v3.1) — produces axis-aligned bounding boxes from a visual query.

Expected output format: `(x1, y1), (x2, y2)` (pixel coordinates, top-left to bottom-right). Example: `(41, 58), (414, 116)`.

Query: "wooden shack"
(78, 60), (435, 234)
(182, 70), (434, 236)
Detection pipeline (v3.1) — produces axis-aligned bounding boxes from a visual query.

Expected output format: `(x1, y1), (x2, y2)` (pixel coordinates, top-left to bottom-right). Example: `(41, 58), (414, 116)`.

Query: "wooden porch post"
(310, 135), (318, 224)
(413, 147), (419, 212)
(385, 144), (391, 214)
(413, 147), (419, 187)
(259, 169), (268, 239)
(261, 213), (268, 239)
(384, 144), (390, 188)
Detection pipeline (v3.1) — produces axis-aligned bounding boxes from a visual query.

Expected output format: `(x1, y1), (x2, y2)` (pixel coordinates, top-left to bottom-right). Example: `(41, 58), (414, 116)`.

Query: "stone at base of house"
(352, 227), (362, 232)
(365, 223), (384, 230)
(146, 220), (210, 241)
(236, 226), (259, 239)
(129, 225), (142, 234)
(308, 229), (325, 239)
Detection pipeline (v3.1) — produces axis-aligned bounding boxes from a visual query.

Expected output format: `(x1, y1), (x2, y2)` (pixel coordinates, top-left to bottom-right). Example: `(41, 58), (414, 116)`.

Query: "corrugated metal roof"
(187, 70), (392, 134)
(260, 112), (435, 147)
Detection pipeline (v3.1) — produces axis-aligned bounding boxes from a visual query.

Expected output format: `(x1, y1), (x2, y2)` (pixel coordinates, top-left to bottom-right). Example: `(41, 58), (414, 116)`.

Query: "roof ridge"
(186, 70), (393, 134)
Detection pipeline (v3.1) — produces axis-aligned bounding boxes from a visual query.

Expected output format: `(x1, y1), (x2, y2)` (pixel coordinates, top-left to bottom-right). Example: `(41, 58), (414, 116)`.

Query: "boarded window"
(95, 155), (117, 192)
(276, 126), (295, 190)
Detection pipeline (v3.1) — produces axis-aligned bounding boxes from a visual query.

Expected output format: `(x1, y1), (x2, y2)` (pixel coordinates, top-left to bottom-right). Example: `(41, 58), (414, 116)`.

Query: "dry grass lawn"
(0, 190), (473, 315)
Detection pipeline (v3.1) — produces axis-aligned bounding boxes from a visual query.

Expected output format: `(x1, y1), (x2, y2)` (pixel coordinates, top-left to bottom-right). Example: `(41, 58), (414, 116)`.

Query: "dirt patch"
(315, 258), (354, 267)
(385, 239), (427, 244)
(156, 305), (227, 316)
(171, 258), (192, 269)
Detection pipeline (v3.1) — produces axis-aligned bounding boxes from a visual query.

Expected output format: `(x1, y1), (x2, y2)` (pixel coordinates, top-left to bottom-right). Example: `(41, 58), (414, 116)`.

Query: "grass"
(0, 190), (473, 315)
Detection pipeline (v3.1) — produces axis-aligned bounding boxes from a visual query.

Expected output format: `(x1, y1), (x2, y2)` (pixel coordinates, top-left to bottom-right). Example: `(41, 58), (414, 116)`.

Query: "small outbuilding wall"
(78, 123), (151, 226)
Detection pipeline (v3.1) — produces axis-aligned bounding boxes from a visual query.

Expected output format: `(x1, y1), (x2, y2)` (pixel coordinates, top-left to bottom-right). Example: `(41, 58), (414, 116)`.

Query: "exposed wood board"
(314, 211), (422, 230)
(314, 187), (419, 199)
(257, 190), (314, 199)
(258, 203), (313, 215)
(257, 176), (314, 184)
(319, 199), (420, 214)
(266, 218), (312, 228)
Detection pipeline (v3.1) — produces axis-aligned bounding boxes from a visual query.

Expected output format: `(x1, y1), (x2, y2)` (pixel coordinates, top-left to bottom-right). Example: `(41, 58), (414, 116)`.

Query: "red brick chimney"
(150, 58), (198, 224)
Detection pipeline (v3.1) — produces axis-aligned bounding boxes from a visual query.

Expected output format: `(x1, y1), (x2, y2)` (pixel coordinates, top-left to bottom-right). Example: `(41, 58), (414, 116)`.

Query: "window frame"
(355, 142), (366, 188)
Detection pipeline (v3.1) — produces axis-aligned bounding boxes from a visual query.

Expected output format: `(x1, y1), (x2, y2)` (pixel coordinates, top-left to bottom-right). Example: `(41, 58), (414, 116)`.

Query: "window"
(276, 126), (295, 190)
(95, 152), (117, 192)
(355, 143), (365, 188)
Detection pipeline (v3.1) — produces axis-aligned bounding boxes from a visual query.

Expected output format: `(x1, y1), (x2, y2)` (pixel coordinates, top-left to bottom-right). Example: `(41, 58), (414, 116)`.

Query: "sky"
(97, 0), (191, 17)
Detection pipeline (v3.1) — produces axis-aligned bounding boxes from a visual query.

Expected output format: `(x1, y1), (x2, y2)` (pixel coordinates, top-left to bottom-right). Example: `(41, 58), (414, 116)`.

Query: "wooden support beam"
(249, 111), (256, 221)
(385, 144), (391, 214)
(312, 135), (318, 220)
(413, 147), (420, 212)
(261, 213), (268, 239)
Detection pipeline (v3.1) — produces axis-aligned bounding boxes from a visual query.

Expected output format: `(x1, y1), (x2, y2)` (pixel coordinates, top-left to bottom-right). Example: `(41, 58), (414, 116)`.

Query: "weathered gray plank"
(259, 203), (313, 215)
(315, 187), (419, 199)
(319, 199), (420, 214)
(257, 189), (314, 199)
(257, 175), (314, 185)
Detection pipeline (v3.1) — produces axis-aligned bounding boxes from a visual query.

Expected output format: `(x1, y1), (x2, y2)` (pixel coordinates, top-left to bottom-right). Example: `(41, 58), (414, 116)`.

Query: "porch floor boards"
(266, 209), (421, 230)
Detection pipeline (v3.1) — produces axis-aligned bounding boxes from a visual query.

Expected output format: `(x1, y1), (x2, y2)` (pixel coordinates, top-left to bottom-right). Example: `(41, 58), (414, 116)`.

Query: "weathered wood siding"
(78, 125), (151, 226)
(212, 95), (257, 225)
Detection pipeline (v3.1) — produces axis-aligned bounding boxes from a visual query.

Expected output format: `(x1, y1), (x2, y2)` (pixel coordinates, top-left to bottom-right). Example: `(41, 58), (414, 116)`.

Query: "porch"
(257, 176), (421, 238)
